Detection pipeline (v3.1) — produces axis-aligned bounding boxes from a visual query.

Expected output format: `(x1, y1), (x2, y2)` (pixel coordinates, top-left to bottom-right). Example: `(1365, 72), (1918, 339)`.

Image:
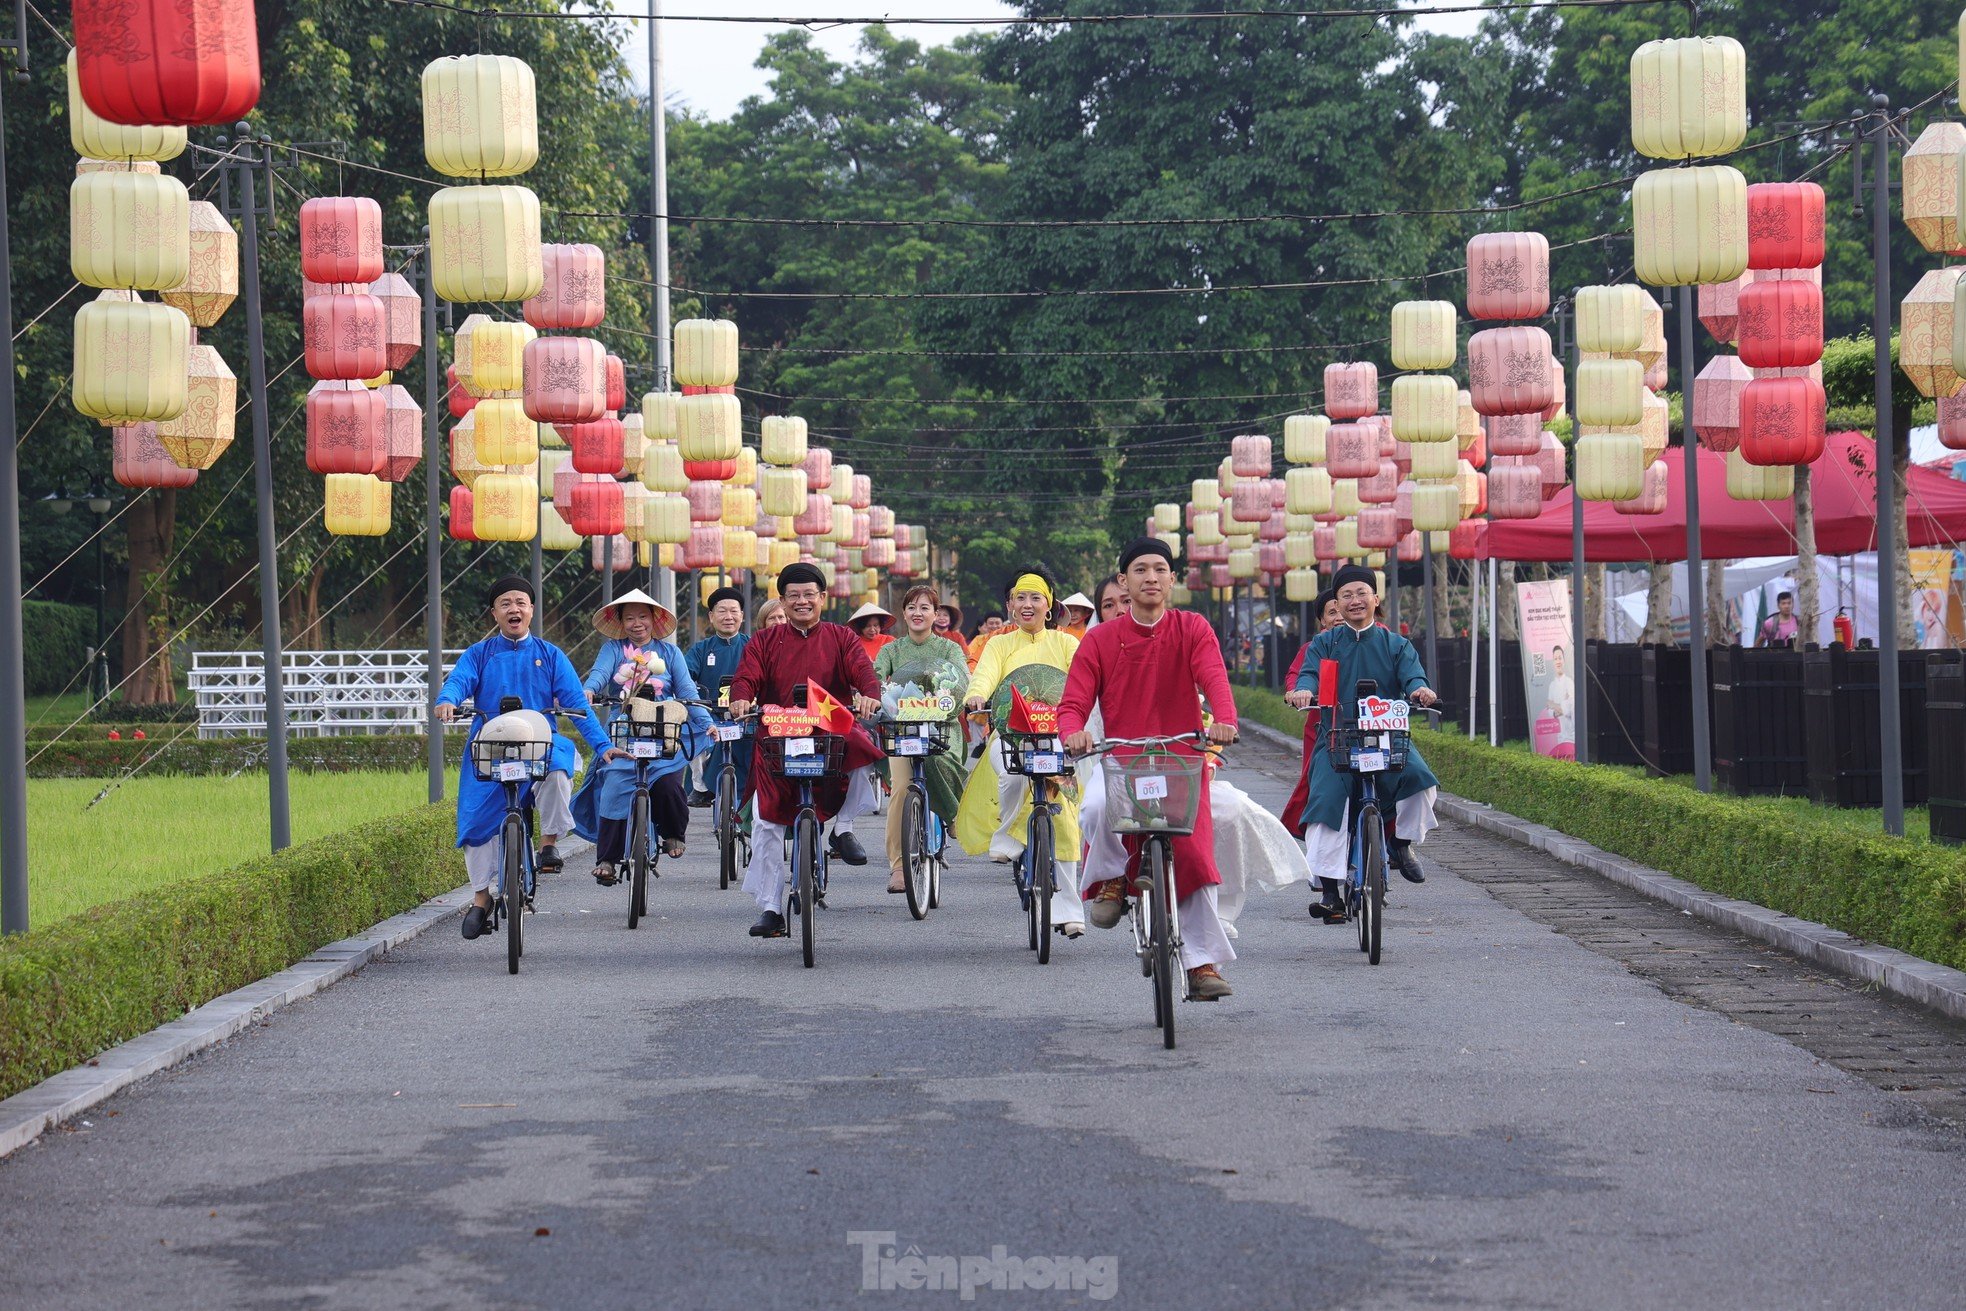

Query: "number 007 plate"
(495, 760), (530, 782)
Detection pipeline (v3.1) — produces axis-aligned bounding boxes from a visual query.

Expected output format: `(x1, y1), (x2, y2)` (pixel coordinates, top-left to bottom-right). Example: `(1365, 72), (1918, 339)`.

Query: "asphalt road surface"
(1, 738), (1962, 1310)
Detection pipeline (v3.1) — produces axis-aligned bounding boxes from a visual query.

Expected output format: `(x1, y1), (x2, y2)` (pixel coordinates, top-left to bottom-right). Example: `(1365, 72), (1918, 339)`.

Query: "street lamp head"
(40, 491), (72, 514)
(87, 497), (112, 515)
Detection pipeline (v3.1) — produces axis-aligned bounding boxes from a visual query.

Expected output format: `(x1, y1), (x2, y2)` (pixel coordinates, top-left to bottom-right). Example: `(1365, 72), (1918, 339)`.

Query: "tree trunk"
(1643, 562), (1675, 644)
(1584, 563), (1606, 643)
(1794, 463), (1818, 644)
(1705, 558), (1732, 647)
(120, 490), (179, 706)
(1497, 567), (1520, 641)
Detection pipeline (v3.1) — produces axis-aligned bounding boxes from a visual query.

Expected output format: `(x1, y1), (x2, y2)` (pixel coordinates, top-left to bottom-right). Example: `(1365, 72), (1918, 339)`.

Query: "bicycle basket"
(878, 718), (949, 758)
(760, 732), (847, 781)
(1003, 731), (1070, 777)
(609, 699), (686, 759)
(1325, 724), (1411, 774)
(471, 709), (552, 783)
(1102, 748), (1207, 836)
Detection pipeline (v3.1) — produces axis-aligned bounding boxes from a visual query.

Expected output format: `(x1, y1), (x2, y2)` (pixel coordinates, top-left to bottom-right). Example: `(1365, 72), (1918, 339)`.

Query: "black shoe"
(1308, 883), (1347, 923)
(1389, 843), (1426, 884)
(688, 790), (716, 809)
(537, 844), (563, 873)
(461, 904), (490, 939)
(829, 831), (868, 866)
(749, 910), (787, 938)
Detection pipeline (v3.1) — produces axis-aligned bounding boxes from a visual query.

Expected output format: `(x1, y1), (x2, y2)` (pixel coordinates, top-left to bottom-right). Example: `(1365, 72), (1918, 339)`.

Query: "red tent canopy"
(1476, 432), (1966, 562)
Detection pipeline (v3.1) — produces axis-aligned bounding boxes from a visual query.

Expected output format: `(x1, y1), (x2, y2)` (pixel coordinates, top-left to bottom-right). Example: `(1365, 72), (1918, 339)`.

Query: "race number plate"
(896, 738), (928, 757)
(1351, 748), (1388, 773)
(1026, 752), (1061, 775)
(495, 760), (530, 783)
(629, 739), (664, 759)
(1132, 774), (1169, 801)
(711, 724), (743, 743)
(785, 738), (814, 757)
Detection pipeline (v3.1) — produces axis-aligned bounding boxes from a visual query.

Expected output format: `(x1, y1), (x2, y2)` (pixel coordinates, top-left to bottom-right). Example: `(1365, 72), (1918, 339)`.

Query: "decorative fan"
(989, 664), (1067, 734)
(881, 660), (964, 721)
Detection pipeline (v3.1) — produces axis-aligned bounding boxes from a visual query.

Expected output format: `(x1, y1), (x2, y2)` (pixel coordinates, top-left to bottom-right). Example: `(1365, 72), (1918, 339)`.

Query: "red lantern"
(1736, 280), (1823, 369)
(113, 423), (198, 489)
(566, 478), (625, 537)
(684, 523), (725, 570)
(1467, 326), (1555, 417)
(522, 336), (607, 424)
(1745, 182), (1826, 271)
(1692, 355), (1751, 453)
(306, 382), (387, 475)
(1487, 464), (1543, 520)
(379, 384), (422, 483)
(605, 355), (627, 413)
(446, 365), (476, 419)
(73, 0), (260, 127)
(1448, 520), (1482, 560)
(524, 243), (606, 330)
(683, 457), (737, 481)
(564, 415), (626, 475)
(1466, 231), (1550, 321)
(448, 485), (477, 541)
(1739, 376), (1827, 467)
(1357, 506), (1399, 550)
(1326, 423), (1380, 479)
(1940, 392), (1966, 451)
(298, 197), (383, 285)
(1486, 411), (1542, 457)
(304, 293), (386, 382)
(1323, 363), (1378, 420)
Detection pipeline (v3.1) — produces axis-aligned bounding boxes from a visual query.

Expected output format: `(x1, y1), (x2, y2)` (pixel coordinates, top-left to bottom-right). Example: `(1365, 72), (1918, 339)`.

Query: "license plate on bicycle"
(1026, 752), (1061, 774)
(495, 760), (530, 782)
(896, 737), (927, 757)
(712, 724), (743, 743)
(629, 739), (664, 759)
(1350, 748), (1388, 773)
(782, 755), (827, 778)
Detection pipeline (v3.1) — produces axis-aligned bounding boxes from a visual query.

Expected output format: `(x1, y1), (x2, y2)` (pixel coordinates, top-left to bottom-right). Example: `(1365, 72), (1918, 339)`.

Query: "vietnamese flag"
(806, 679), (855, 735)
(1008, 684), (1058, 734)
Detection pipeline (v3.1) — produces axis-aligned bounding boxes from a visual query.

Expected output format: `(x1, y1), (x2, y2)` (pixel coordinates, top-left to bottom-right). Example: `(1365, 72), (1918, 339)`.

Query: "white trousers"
(1303, 786), (1440, 887)
(462, 771), (573, 894)
(1075, 756), (1130, 885)
(987, 736), (1028, 860)
(742, 768), (881, 914)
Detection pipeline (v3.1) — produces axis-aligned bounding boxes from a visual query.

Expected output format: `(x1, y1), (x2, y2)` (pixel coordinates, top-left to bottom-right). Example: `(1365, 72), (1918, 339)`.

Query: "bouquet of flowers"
(613, 645), (668, 700)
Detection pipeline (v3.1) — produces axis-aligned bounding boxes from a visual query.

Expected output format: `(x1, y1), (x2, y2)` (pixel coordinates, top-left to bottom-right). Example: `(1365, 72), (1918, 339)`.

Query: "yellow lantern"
(1283, 535), (1316, 569)
(65, 51), (186, 161)
(73, 297), (188, 423)
(429, 186), (543, 302)
(721, 484), (758, 528)
(473, 397), (537, 466)
(830, 462), (855, 502)
(155, 341), (235, 469)
(157, 201), (237, 329)
(1576, 432), (1645, 501)
(1389, 374), (1457, 442)
(1148, 502), (1180, 535)
(1726, 447), (1795, 501)
(732, 445), (758, 488)
(677, 392), (741, 464)
(1192, 511), (1223, 547)
(540, 501), (583, 551)
(422, 55), (540, 178)
(620, 413), (648, 479)
(768, 538), (800, 574)
(1638, 389), (1670, 463)
(828, 500), (853, 544)
(645, 493), (690, 545)
(1574, 358), (1645, 426)
(1455, 390), (1481, 450)
(1636, 295), (1667, 379)
(449, 414), (491, 487)
(1632, 166), (1748, 287)
(472, 472), (539, 542)
(1575, 284), (1646, 354)
(1334, 521), (1363, 560)
(761, 414), (807, 466)
(674, 319), (740, 388)
(324, 474), (392, 537)
(1455, 461), (1481, 516)
(619, 482), (650, 543)
(759, 465), (807, 517)
(454, 315), (532, 397)
(1629, 36), (1747, 161)
(1283, 567), (1321, 603)
(71, 171), (190, 291)
(1284, 413), (1329, 465)
(725, 527), (759, 571)
(1409, 481), (1461, 532)
(1332, 478), (1362, 518)
(1284, 466), (1332, 515)
(1227, 548), (1258, 581)
(658, 542), (677, 569)
(1409, 439), (1458, 481)
(1390, 300), (1457, 371)
(1284, 512), (1318, 534)
(642, 390), (679, 442)
(1190, 478), (1222, 513)
(1903, 267), (1966, 398)
(1906, 121), (1966, 255)
(641, 441), (686, 493)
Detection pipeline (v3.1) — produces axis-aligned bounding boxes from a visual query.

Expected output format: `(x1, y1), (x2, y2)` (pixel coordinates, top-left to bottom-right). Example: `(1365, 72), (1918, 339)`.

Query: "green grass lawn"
(15, 770), (434, 923)
(25, 692), (97, 727)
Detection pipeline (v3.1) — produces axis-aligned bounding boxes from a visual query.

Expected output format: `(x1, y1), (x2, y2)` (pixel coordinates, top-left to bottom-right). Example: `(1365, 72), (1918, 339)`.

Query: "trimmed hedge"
(22, 601), (95, 696)
(1233, 686), (1966, 974)
(0, 801), (465, 1101)
(27, 733), (466, 779)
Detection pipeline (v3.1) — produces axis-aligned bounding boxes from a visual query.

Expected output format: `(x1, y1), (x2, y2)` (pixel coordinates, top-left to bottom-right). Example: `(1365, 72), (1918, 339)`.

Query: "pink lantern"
(866, 538), (896, 568)
(566, 479), (625, 537)
(565, 415), (626, 475)
(1268, 477), (1289, 510)
(1260, 511), (1287, 543)
(849, 512), (871, 549)
(1486, 411), (1542, 457)
(605, 354), (627, 413)
(1326, 423), (1380, 479)
(1487, 464), (1543, 519)
(1231, 434), (1273, 477)
(1357, 462), (1400, 505)
(803, 447), (833, 490)
(1324, 363), (1379, 420)
(849, 473), (872, 511)
(113, 423), (198, 489)
(1393, 479), (1417, 534)
(1184, 566), (1206, 592)
(1940, 392), (1966, 451)
(1258, 542), (1286, 574)
(1692, 355), (1751, 453)
(1542, 356), (1566, 423)
(1613, 461), (1669, 516)
(685, 479), (724, 523)
(1745, 182), (1827, 271)
(1534, 432), (1567, 496)
(1467, 326), (1555, 417)
(303, 292), (386, 382)
(522, 336), (607, 424)
(830, 567), (855, 600)
(298, 197), (382, 285)
(868, 505), (895, 537)
(1390, 440), (1413, 480)
(379, 384), (422, 482)
(1313, 525), (1338, 562)
(1466, 232), (1549, 321)
(446, 365), (476, 419)
(592, 535), (635, 573)
(1699, 275), (1745, 345)
(1736, 280), (1823, 369)
(1448, 520), (1482, 560)
(1740, 377), (1827, 467)
(1370, 416), (1395, 458)
(1229, 479), (1269, 523)
(524, 244), (606, 330)
(448, 485), (476, 541)
(1208, 565), (1232, 590)
(1358, 506), (1399, 549)
(1396, 531), (1424, 564)
(305, 382), (387, 475)
(795, 491), (833, 536)
(368, 272), (421, 372)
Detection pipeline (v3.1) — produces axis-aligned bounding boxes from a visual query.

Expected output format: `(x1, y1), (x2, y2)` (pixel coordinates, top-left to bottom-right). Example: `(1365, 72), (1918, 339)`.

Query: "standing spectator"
(1757, 591), (1801, 648)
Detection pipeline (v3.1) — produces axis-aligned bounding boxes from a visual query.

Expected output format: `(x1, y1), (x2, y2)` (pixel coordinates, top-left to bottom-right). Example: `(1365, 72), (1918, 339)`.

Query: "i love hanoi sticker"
(1356, 696), (1410, 731)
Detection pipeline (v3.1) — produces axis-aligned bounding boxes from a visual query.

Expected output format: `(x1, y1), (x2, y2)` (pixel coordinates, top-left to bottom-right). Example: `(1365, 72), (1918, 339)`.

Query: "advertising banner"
(1516, 578), (1575, 760)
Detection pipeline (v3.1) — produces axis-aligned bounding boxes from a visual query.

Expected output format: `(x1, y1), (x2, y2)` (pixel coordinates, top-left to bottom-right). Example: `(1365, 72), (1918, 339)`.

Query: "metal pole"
(1487, 556), (1499, 748)
(420, 239), (444, 804)
(0, 30), (31, 932)
(93, 512), (106, 703)
(1564, 308), (1589, 764)
(530, 522), (544, 616)
(1422, 547), (1439, 715)
(1467, 556), (1480, 740)
(1871, 95), (1905, 835)
(646, 1), (676, 621)
(235, 126), (291, 851)
(1678, 291), (1711, 793)
(1385, 560), (1400, 633)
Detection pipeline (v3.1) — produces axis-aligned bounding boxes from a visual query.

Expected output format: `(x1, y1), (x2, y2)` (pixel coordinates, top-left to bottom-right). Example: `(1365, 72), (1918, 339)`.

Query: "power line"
(381, 0), (1693, 27)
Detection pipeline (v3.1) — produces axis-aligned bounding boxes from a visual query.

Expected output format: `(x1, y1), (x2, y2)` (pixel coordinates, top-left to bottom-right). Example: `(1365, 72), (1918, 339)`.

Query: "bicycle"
(757, 726), (848, 968)
(601, 697), (688, 931)
(877, 716), (951, 919)
(464, 699), (551, 976)
(1317, 678), (1411, 966)
(706, 680), (753, 892)
(1082, 733), (1214, 1049)
(1000, 726), (1071, 964)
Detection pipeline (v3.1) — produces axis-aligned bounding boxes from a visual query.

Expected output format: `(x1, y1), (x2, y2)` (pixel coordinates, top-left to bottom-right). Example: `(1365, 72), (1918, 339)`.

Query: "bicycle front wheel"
(503, 814), (526, 975)
(1358, 804), (1384, 965)
(1030, 807), (1054, 965)
(1147, 838), (1176, 1048)
(628, 790), (650, 930)
(901, 784), (930, 920)
(717, 766), (738, 891)
(795, 810), (820, 968)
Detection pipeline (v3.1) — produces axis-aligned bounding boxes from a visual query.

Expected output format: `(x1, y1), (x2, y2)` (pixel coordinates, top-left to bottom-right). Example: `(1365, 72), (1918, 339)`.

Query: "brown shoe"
(1088, 878), (1128, 929)
(1187, 964), (1232, 1000)
(887, 867), (907, 894)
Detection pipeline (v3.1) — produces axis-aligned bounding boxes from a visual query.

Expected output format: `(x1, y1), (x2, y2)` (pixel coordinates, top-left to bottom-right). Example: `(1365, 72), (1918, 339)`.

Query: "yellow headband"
(1012, 573), (1054, 605)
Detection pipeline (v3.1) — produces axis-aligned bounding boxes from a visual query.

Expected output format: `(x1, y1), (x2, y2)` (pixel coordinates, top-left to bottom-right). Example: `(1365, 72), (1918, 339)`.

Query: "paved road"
(2, 739), (1962, 1310)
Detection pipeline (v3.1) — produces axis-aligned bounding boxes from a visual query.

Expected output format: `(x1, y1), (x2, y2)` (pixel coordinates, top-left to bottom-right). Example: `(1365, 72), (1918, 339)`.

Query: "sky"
(614, 1), (1484, 122)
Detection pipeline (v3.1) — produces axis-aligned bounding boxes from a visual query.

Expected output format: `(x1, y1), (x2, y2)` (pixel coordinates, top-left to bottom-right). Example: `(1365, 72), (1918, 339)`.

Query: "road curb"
(1237, 718), (1966, 1024)
(0, 881), (474, 1160)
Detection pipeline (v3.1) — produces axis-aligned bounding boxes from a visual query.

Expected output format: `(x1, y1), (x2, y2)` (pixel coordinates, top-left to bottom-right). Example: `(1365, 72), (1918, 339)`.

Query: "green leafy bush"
(25, 734), (465, 779)
(21, 602), (94, 697)
(1233, 686), (1966, 973)
(0, 801), (465, 1100)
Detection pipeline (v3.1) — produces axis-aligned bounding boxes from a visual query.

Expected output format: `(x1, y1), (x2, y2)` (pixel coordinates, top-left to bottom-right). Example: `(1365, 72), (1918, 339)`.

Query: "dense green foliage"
(0, 798), (462, 1099)
(1234, 686), (1966, 974)
(23, 732), (463, 778)
(20, 602), (92, 696)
